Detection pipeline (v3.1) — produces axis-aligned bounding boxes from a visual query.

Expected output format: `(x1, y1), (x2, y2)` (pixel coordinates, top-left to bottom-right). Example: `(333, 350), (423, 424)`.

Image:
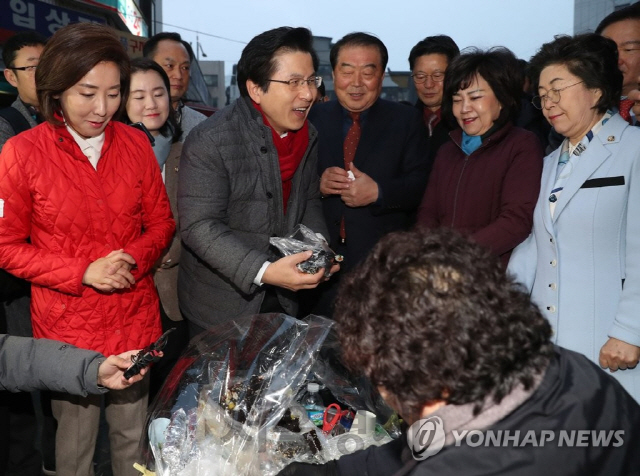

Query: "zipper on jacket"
(449, 135), (495, 227)
(451, 156), (469, 228)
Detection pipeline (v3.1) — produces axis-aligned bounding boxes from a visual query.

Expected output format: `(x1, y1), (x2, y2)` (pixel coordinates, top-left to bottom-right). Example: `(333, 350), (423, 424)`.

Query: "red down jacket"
(0, 121), (175, 355)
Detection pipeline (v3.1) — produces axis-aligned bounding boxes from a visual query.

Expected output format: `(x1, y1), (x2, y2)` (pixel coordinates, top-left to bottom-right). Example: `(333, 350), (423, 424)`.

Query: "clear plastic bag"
(270, 224), (342, 276)
(138, 314), (396, 476)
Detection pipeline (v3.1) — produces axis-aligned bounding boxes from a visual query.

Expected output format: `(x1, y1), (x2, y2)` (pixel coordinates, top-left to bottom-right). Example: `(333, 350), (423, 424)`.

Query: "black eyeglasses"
(10, 65), (37, 73)
(411, 72), (445, 84)
(266, 76), (323, 91)
(532, 81), (584, 109)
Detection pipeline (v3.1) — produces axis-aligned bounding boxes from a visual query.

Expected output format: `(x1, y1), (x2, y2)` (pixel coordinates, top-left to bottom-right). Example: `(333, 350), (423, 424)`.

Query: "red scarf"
(253, 102), (309, 213)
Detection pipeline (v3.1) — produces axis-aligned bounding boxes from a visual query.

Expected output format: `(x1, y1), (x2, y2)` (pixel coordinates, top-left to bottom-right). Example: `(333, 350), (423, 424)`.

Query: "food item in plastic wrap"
(276, 408), (301, 433)
(302, 430), (323, 455)
(221, 375), (264, 424)
(270, 224), (343, 276)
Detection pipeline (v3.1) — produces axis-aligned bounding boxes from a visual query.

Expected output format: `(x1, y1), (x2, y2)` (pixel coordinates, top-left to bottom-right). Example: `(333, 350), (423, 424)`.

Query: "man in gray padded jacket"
(178, 27), (337, 336)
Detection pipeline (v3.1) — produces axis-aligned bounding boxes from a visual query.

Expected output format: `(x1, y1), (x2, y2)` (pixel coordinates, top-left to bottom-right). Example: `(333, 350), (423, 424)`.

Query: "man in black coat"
(303, 33), (429, 317)
(408, 35), (459, 164)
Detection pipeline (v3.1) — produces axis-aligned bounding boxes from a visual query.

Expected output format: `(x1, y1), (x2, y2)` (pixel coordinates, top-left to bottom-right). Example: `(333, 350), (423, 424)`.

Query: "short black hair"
(595, 3), (640, 34)
(335, 228), (553, 420)
(143, 31), (195, 63)
(330, 32), (388, 71)
(442, 47), (522, 127)
(528, 34), (621, 114)
(2, 30), (47, 68)
(408, 35), (459, 70)
(236, 26), (318, 97)
(123, 57), (182, 142)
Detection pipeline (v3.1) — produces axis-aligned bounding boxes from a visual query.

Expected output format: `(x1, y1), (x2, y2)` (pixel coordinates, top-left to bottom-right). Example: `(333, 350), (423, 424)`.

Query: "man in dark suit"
(304, 32), (429, 316)
(596, 4), (640, 125)
(408, 35), (459, 163)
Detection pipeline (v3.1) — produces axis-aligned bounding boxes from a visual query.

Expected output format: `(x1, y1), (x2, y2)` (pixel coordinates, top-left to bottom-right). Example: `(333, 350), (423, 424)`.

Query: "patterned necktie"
(340, 112), (361, 243)
(619, 98), (634, 125)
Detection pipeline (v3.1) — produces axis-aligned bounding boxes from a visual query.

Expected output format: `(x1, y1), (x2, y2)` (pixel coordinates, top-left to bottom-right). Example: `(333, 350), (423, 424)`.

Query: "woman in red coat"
(0, 24), (174, 475)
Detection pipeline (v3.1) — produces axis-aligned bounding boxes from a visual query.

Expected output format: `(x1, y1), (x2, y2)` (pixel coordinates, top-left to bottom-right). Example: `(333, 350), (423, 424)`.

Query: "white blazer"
(508, 114), (640, 401)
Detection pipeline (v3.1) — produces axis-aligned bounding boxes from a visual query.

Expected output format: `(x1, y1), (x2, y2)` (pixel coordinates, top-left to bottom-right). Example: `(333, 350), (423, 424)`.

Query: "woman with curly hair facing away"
(0, 23), (174, 475)
(278, 228), (640, 476)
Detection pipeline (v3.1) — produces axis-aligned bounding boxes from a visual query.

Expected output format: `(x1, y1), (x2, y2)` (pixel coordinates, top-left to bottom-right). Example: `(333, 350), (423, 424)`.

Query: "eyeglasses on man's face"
(10, 65), (38, 73)
(532, 81), (584, 109)
(267, 76), (323, 91)
(411, 72), (445, 84)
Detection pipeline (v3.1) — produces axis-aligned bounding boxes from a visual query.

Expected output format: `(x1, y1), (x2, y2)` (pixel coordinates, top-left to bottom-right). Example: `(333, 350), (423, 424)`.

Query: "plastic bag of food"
(138, 314), (396, 476)
(139, 314), (333, 475)
(270, 224), (342, 276)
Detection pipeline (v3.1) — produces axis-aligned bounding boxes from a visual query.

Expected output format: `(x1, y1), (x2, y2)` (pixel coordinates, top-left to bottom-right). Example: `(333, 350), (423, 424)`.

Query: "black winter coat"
(394, 347), (640, 476)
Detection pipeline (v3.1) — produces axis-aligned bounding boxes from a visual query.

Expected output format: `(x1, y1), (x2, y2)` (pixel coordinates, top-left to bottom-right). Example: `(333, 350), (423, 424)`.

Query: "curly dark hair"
(528, 34), (621, 114)
(334, 228), (553, 419)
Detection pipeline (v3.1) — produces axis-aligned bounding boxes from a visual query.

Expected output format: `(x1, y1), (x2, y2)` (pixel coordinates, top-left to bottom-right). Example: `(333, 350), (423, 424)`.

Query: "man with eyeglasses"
(301, 32), (429, 317)
(0, 29), (55, 476)
(408, 35), (459, 163)
(177, 27), (337, 337)
(1, 31), (46, 150)
(143, 32), (206, 141)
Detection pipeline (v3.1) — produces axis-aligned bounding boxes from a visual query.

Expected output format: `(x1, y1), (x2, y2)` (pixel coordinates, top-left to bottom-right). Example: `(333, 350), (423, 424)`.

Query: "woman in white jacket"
(508, 33), (640, 401)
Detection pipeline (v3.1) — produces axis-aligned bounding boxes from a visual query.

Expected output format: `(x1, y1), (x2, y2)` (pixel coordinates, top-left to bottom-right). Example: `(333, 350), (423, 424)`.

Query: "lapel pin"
(607, 136), (615, 142)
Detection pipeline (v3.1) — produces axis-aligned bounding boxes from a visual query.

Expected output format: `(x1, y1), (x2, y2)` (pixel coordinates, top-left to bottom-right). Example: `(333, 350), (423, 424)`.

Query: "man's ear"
(246, 79), (263, 104)
(4, 68), (18, 88)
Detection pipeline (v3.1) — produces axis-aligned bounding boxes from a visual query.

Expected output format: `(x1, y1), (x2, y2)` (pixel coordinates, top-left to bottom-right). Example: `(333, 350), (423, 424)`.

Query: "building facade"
(0, 0), (215, 108)
(0, 0), (155, 106)
(198, 60), (225, 108)
(575, 0), (640, 33)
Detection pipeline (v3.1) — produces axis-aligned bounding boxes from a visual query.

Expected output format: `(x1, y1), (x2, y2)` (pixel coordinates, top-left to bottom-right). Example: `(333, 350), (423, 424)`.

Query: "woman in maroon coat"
(416, 47), (543, 267)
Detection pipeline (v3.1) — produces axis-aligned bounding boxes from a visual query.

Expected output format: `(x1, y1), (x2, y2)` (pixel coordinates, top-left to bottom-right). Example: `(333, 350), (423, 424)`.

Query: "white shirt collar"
(66, 125), (105, 170)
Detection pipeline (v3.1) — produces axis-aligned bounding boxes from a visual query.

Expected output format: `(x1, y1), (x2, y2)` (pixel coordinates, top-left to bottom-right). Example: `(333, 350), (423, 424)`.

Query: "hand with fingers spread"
(262, 251), (331, 291)
(599, 337), (640, 372)
(83, 249), (137, 292)
(341, 162), (379, 207)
